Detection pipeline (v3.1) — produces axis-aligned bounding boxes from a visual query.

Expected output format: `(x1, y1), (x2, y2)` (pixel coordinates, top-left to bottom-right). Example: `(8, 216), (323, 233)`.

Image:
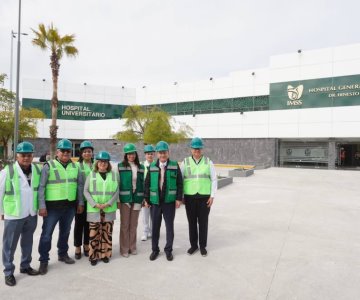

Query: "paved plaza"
(0, 167), (359, 300)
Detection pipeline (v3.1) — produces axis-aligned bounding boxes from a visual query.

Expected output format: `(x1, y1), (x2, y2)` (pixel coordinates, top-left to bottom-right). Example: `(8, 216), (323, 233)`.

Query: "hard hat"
(57, 139), (72, 150)
(190, 137), (204, 149)
(95, 151), (111, 161)
(123, 143), (137, 154)
(80, 140), (94, 150)
(144, 144), (155, 153)
(155, 141), (169, 152)
(16, 141), (34, 153)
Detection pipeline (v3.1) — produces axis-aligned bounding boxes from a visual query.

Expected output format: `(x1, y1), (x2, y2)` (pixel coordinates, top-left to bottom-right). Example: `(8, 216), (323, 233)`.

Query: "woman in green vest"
(74, 141), (94, 259)
(83, 151), (119, 266)
(118, 143), (145, 257)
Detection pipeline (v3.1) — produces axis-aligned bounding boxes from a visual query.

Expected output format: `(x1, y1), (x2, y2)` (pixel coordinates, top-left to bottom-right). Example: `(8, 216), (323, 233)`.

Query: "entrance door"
(338, 144), (360, 168)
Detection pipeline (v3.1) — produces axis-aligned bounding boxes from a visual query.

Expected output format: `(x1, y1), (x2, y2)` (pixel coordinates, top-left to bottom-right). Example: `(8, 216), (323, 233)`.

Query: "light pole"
(10, 31), (28, 93)
(13, 0), (22, 158)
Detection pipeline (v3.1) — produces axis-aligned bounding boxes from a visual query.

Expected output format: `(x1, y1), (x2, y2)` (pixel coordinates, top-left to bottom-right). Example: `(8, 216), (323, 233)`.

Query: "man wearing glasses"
(37, 139), (84, 275)
(0, 142), (41, 286)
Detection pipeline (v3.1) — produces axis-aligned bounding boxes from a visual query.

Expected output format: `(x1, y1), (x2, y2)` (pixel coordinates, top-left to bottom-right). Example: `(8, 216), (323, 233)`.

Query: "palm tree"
(32, 23), (78, 158)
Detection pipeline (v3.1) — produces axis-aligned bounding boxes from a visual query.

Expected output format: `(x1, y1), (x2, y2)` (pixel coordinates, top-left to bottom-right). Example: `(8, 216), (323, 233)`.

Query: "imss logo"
(287, 84), (304, 106)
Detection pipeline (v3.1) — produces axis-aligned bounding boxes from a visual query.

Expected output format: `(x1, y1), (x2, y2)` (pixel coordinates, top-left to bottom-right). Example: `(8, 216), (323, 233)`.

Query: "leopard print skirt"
(89, 218), (113, 261)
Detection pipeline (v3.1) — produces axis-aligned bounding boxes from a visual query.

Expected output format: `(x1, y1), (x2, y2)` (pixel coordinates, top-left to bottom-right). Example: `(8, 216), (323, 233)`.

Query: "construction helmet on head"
(16, 141), (34, 153)
(155, 141), (169, 152)
(123, 143), (137, 154)
(57, 139), (72, 150)
(95, 151), (111, 161)
(80, 140), (94, 150)
(144, 144), (155, 153)
(190, 137), (204, 149)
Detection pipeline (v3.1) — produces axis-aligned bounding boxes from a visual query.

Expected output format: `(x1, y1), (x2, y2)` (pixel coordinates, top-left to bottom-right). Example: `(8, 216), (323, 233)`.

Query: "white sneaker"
(147, 232), (152, 238)
(141, 235), (147, 241)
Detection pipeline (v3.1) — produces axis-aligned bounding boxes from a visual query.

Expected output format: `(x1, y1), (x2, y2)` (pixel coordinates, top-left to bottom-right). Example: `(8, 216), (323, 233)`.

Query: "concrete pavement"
(0, 167), (359, 300)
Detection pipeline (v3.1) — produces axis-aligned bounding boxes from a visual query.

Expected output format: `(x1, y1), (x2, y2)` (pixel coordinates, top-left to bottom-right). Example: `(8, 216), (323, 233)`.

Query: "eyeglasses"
(59, 149), (71, 153)
(18, 153), (33, 158)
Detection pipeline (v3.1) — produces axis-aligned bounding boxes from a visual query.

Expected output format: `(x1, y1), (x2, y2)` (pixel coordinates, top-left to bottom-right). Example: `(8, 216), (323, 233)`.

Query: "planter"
(228, 168), (254, 177)
(217, 176), (233, 189)
(254, 162), (271, 170)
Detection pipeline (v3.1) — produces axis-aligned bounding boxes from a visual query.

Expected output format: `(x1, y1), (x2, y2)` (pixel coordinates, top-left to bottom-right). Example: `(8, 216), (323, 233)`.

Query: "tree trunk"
(2, 137), (9, 160)
(50, 53), (59, 159)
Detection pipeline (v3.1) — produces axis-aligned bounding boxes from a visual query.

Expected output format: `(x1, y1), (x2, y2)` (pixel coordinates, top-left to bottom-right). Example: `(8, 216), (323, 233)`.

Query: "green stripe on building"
(270, 74), (360, 110)
(22, 98), (126, 120)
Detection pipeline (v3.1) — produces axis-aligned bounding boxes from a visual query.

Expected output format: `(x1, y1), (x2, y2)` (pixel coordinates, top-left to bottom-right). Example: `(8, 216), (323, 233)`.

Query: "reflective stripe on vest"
(45, 160), (78, 201)
(3, 163), (40, 217)
(183, 156), (211, 196)
(87, 171), (118, 213)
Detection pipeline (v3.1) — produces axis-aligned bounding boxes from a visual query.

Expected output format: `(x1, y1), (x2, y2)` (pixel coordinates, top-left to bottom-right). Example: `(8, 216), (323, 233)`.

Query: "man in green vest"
(144, 141), (183, 261)
(181, 137), (217, 257)
(37, 139), (84, 275)
(0, 142), (40, 286)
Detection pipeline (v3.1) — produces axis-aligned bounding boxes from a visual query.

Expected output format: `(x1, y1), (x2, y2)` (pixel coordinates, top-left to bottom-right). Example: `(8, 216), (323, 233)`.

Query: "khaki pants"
(120, 203), (140, 255)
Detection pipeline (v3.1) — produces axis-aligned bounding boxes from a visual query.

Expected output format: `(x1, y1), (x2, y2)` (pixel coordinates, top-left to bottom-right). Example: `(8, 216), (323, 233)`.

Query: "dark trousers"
(38, 206), (76, 262)
(74, 205), (89, 247)
(2, 215), (37, 276)
(185, 196), (210, 249)
(150, 202), (176, 254)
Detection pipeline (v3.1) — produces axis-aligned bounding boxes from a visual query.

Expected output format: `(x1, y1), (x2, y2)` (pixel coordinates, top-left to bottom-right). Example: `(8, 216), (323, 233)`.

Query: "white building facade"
(22, 43), (360, 168)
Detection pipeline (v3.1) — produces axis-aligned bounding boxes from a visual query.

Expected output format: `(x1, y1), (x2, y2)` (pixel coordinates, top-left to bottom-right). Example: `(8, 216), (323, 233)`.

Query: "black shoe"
(187, 247), (199, 255)
(90, 260), (97, 266)
(75, 252), (82, 260)
(58, 255), (75, 264)
(200, 248), (207, 257)
(149, 251), (159, 261)
(166, 252), (173, 261)
(83, 246), (89, 257)
(5, 275), (16, 287)
(20, 267), (40, 276)
(102, 257), (109, 263)
(38, 263), (48, 275)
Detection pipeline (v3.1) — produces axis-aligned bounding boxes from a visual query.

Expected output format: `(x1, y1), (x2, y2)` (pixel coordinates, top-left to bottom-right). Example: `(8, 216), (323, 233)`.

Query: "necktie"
(160, 164), (165, 191)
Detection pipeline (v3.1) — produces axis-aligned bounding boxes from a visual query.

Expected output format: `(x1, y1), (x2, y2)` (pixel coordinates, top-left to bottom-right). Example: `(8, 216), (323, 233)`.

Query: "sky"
(0, 0), (359, 90)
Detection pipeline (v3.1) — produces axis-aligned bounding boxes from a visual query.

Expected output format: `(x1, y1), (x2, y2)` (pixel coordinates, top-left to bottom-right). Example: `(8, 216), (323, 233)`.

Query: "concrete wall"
(28, 138), (277, 166)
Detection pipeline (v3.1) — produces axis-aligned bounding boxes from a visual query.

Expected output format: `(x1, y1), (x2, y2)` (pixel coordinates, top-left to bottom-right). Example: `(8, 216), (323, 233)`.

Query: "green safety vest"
(118, 162), (144, 204)
(183, 156), (211, 196)
(3, 163), (41, 217)
(87, 171), (118, 213)
(77, 161), (93, 201)
(149, 160), (178, 205)
(77, 161), (92, 182)
(45, 159), (79, 201)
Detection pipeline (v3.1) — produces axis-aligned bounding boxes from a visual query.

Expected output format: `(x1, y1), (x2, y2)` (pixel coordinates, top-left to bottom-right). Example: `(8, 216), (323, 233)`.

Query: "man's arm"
(38, 164), (50, 210)
(144, 171), (150, 204)
(209, 161), (217, 198)
(176, 163), (183, 200)
(76, 167), (84, 206)
(0, 169), (7, 218)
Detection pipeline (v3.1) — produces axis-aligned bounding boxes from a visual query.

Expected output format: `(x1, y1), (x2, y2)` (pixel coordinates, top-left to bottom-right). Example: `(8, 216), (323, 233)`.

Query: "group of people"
(0, 137), (217, 287)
